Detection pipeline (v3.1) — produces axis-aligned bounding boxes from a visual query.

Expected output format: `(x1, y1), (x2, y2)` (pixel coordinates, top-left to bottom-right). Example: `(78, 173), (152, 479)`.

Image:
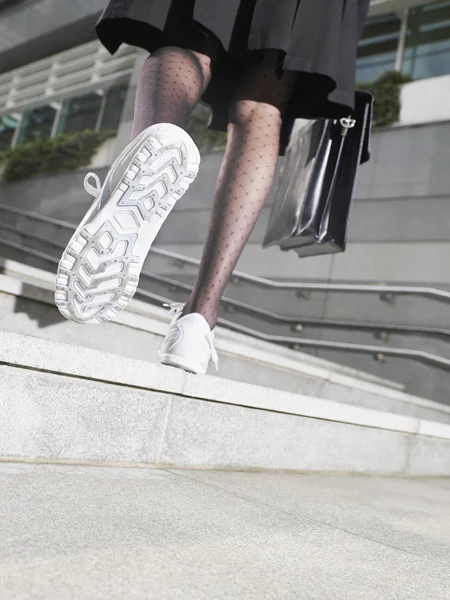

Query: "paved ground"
(0, 463), (449, 599)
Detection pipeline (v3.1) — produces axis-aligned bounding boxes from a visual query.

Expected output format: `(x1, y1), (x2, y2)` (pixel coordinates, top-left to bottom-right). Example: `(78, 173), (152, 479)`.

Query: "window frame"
(358, 1), (450, 82)
(0, 80), (129, 151)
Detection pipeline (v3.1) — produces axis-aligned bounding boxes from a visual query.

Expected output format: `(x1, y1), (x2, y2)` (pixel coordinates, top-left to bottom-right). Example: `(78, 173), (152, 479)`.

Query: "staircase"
(2, 327), (450, 474)
(0, 202), (449, 404)
(1, 259), (450, 474)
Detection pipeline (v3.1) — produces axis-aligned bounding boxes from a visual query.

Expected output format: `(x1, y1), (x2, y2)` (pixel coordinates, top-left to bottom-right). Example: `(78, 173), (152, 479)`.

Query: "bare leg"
(183, 52), (298, 328)
(132, 47), (212, 137)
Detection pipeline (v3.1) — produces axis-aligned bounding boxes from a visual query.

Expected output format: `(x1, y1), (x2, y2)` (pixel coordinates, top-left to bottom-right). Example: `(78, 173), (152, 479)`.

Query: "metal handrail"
(136, 271), (450, 340)
(0, 204), (76, 228)
(0, 236), (448, 372)
(151, 245), (450, 301)
(1, 202), (450, 302)
(216, 318), (450, 371)
(1, 226), (449, 342)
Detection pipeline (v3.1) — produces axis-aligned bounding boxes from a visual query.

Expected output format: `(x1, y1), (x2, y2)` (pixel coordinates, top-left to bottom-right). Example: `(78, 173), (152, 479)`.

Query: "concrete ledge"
(0, 361), (448, 475)
(0, 258), (405, 390)
(0, 328), (446, 438)
(159, 395), (412, 474)
(0, 329), (450, 475)
(1, 261), (450, 427)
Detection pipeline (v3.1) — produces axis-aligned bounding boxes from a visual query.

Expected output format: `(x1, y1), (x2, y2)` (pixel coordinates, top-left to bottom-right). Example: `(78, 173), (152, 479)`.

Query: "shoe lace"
(163, 302), (184, 320)
(84, 172), (102, 198)
(163, 302), (219, 371)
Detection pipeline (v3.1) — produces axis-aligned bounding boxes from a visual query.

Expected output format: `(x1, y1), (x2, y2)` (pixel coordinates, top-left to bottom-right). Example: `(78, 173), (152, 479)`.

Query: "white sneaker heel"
(159, 303), (219, 375)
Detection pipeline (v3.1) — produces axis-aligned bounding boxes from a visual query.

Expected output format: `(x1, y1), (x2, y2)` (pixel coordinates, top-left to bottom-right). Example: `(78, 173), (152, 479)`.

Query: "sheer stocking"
(184, 52), (298, 328)
(132, 46), (211, 137)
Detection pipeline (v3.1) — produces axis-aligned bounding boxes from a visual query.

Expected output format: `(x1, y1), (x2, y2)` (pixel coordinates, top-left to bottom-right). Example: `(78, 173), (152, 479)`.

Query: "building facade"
(2, 1), (450, 153)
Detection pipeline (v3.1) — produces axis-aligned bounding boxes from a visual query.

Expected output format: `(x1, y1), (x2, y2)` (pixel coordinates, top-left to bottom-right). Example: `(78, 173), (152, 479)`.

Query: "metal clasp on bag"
(340, 116), (356, 137)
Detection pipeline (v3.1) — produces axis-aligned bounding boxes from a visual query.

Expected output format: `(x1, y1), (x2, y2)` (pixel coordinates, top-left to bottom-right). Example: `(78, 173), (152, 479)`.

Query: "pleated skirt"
(96, 0), (371, 154)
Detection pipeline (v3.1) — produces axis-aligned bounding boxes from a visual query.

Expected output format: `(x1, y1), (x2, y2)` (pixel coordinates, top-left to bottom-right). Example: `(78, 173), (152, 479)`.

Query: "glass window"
(58, 92), (103, 135)
(17, 105), (56, 145)
(356, 13), (402, 83)
(403, 1), (450, 80)
(0, 115), (19, 152)
(99, 83), (128, 132)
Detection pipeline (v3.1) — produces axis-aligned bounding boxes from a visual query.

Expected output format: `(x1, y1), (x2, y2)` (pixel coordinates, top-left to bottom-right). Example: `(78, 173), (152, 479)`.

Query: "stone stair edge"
(0, 258), (406, 394)
(2, 262), (447, 416)
(1, 328), (450, 443)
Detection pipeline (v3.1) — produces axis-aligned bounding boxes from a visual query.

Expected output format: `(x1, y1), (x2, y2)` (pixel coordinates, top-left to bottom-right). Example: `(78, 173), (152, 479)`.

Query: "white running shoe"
(159, 303), (219, 375)
(54, 124), (200, 324)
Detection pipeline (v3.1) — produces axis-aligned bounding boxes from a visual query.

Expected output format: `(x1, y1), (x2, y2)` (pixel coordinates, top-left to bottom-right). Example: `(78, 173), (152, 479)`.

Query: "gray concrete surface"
(2, 327), (450, 474)
(2, 287), (449, 424)
(0, 463), (448, 599)
(0, 362), (416, 472)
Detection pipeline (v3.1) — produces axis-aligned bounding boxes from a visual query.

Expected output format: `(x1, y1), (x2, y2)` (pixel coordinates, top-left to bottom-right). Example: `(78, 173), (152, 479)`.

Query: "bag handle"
(340, 117), (356, 138)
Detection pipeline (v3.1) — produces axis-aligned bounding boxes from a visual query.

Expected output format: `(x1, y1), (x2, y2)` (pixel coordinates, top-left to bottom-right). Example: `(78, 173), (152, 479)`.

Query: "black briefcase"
(263, 91), (373, 257)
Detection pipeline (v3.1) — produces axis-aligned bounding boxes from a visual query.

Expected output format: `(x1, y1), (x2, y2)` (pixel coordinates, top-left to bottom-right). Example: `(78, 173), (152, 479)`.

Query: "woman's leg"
(132, 46), (212, 136)
(55, 46), (212, 326)
(183, 52), (298, 328)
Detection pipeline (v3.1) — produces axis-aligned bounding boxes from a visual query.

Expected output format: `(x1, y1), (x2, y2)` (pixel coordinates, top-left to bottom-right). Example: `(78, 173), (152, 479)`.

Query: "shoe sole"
(160, 353), (207, 375)
(54, 124), (200, 324)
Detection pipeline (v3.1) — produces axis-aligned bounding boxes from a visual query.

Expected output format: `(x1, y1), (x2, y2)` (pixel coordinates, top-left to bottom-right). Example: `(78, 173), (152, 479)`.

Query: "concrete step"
(0, 258), (402, 386)
(1, 201), (449, 403)
(1, 259), (450, 426)
(1, 329), (450, 474)
(1, 233), (448, 403)
(1, 464), (448, 600)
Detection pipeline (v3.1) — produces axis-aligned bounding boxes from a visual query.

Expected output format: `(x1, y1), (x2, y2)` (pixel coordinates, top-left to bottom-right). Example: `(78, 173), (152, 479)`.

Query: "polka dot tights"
(132, 47), (211, 136)
(132, 47), (297, 329)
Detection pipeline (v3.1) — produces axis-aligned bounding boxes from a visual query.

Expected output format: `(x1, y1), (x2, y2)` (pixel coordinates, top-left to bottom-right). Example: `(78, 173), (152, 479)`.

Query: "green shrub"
(360, 71), (412, 128)
(185, 105), (227, 152)
(0, 129), (115, 182)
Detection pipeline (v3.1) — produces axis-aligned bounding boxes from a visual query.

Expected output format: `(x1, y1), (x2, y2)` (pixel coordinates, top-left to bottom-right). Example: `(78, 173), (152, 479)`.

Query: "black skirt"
(96, 0), (371, 154)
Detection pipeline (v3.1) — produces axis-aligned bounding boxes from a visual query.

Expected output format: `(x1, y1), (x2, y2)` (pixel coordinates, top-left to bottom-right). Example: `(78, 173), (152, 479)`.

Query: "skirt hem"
(96, 1), (366, 155)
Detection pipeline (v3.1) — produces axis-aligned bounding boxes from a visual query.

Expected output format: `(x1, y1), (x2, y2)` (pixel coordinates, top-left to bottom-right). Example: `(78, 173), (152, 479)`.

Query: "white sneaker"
(55, 123), (200, 324)
(159, 303), (219, 375)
